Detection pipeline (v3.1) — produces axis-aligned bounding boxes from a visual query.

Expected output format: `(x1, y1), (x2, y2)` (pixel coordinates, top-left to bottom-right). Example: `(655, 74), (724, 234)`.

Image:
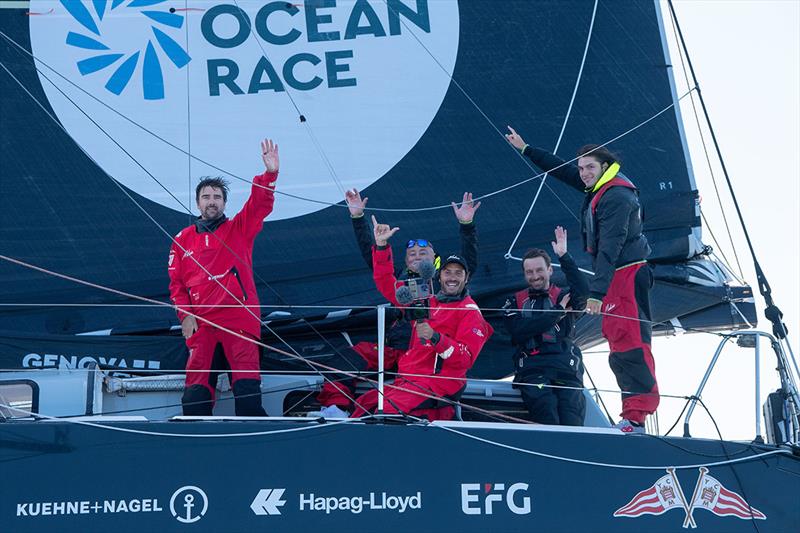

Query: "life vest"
(515, 285), (562, 354)
(584, 174), (639, 255)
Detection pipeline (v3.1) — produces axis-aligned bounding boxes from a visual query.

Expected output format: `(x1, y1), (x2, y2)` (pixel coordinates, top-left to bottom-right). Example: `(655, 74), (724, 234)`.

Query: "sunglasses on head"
(407, 239), (432, 249)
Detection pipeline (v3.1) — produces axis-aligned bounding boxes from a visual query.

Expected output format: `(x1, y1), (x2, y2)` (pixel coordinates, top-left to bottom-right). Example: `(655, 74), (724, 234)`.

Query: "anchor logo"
(169, 485), (208, 524)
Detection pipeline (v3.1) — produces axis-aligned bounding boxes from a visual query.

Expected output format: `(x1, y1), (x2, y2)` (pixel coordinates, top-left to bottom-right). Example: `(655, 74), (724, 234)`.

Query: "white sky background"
(584, 1), (799, 440)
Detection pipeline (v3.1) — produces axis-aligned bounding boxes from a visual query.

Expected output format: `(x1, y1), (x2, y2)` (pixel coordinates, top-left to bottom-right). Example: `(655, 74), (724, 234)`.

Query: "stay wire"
(230, 0), (347, 196)
(505, 0), (599, 257)
(695, 396), (763, 532)
(666, 0), (789, 345)
(378, 0), (579, 223)
(666, 6), (744, 279)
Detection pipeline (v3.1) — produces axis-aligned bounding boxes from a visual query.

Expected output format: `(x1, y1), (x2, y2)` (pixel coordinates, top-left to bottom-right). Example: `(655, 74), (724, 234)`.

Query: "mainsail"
(0, 1), (754, 375)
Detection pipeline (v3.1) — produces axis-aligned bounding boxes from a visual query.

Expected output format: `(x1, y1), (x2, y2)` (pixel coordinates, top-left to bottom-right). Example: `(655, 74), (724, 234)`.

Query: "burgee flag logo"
(614, 467), (766, 528)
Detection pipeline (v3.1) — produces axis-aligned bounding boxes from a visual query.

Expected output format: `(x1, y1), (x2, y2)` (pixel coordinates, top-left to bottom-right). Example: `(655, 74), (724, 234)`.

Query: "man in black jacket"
(310, 189), (480, 418)
(505, 227), (588, 426)
(505, 127), (657, 433)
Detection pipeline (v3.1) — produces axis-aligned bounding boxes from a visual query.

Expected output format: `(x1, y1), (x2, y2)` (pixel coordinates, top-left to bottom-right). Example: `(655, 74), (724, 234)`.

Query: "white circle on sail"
(29, 0), (460, 220)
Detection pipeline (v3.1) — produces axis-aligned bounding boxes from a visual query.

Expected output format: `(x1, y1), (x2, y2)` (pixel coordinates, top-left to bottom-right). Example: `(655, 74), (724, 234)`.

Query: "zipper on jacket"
(231, 266), (247, 301)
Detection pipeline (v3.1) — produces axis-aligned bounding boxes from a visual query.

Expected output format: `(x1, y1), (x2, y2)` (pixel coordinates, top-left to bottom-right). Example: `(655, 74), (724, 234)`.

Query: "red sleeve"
(437, 306), (493, 375)
(372, 245), (401, 306)
(232, 170), (277, 239)
(168, 237), (191, 323)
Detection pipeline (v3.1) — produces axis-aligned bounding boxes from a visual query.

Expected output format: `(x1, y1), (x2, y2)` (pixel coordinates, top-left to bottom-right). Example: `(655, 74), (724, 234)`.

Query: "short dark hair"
(196, 176), (229, 203)
(521, 248), (551, 269)
(576, 144), (620, 166)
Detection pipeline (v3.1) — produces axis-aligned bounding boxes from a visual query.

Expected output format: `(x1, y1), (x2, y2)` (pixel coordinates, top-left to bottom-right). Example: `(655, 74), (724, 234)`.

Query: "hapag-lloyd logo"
(61, 0), (190, 100)
(29, 0), (460, 221)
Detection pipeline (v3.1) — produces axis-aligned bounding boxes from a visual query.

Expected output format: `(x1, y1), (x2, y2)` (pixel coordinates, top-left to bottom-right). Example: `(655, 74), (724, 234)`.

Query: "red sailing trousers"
(601, 262), (659, 424)
(316, 341), (404, 409)
(349, 377), (460, 421)
(185, 325), (260, 400)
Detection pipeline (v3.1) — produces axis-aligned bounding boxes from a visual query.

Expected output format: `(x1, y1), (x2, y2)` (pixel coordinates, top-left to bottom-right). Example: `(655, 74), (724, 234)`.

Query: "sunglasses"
(406, 239), (432, 249)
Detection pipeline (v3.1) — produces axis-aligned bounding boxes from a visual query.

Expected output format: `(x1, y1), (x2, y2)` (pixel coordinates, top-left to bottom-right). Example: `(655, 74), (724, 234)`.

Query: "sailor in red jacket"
(168, 139), (279, 416)
(349, 216), (493, 421)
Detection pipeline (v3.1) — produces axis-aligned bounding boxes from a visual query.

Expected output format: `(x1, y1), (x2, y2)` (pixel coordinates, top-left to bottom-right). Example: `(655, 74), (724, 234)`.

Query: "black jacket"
(521, 146), (650, 298)
(504, 252), (588, 380)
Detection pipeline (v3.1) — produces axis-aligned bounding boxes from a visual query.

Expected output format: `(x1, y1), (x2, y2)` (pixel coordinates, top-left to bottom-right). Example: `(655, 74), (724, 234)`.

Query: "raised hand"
(261, 138), (279, 173)
(345, 188), (368, 217)
(559, 292), (571, 310)
(551, 226), (567, 257)
(505, 126), (527, 151)
(371, 214), (399, 246)
(451, 192), (481, 223)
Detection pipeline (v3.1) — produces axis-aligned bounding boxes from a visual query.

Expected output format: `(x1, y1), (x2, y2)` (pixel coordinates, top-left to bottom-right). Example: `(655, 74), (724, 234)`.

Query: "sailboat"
(1, 1), (797, 531)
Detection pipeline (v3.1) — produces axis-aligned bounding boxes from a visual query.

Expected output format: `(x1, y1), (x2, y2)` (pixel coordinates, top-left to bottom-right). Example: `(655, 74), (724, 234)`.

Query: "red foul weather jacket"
(372, 245), (493, 385)
(168, 171), (277, 338)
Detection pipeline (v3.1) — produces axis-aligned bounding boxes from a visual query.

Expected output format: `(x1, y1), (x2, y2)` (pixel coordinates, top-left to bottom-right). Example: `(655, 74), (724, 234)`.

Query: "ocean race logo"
(29, 0), (460, 220)
(61, 0), (190, 100)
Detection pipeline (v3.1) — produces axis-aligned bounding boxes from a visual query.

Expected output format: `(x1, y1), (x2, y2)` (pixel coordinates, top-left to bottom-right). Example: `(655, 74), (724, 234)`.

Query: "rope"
(434, 424), (789, 470)
(505, 0), (599, 257)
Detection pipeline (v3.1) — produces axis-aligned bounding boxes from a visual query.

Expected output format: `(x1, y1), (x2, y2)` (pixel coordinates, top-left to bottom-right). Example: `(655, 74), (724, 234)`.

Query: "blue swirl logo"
(62, 0), (191, 100)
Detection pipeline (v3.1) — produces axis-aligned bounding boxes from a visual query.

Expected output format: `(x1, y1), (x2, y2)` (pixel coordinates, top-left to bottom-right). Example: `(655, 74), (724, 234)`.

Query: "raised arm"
(371, 215), (402, 305)
(346, 188), (374, 269)
(505, 126), (584, 192)
(552, 226), (588, 311)
(452, 192), (480, 274)
(233, 138), (279, 239)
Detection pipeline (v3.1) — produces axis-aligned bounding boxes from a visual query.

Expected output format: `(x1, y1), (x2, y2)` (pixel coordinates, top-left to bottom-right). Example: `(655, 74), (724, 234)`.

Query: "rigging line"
(230, 0), (347, 196)
(434, 424), (789, 471)
(1, 403), (368, 438)
(666, 1), (789, 343)
(505, 0), (599, 257)
(0, 255), (535, 426)
(698, 208), (733, 269)
(377, 0), (579, 223)
(13, 53), (292, 308)
(694, 397), (763, 533)
(583, 364), (615, 424)
(0, 52), (359, 396)
(0, 60), (359, 409)
(667, 8), (744, 279)
(0, 253), (511, 422)
(184, 0), (194, 228)
(0, 30), (693, 214)
(0, 62), (366, 410)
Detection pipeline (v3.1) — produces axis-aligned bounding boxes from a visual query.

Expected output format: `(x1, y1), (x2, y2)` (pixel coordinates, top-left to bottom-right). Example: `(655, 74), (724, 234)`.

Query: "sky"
(583, 0), (799, 441)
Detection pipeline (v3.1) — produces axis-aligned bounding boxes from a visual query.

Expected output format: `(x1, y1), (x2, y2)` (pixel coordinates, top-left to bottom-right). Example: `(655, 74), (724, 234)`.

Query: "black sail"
(0, 1), (754, 376)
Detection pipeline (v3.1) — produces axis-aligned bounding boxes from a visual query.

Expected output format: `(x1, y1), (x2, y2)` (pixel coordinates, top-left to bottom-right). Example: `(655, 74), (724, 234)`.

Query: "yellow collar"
(589, 161), (620, 193)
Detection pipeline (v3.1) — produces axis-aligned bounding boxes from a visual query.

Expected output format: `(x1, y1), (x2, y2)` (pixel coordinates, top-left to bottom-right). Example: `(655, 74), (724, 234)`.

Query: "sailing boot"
(232, 378), (267, 416)
(182, 384), (214, 416)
